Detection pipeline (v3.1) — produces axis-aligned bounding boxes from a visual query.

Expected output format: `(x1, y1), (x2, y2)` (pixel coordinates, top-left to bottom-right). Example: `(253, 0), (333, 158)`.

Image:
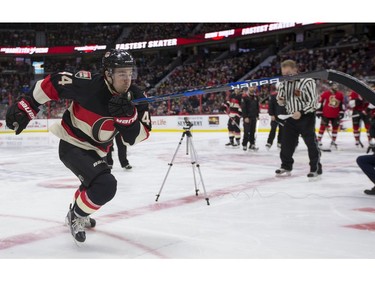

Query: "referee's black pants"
(280, 113), (322, 173)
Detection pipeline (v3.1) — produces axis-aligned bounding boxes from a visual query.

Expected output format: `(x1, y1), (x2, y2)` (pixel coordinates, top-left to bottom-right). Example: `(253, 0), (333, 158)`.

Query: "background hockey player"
(241, 86), (259, 151)
(348, 90), (370, 147)
(266, 84), (286, 150)
(106, 133), (132, 170)
(316, 82), (345, 148)
(5, 49), (152, 243)
(221, 88), (242, 147)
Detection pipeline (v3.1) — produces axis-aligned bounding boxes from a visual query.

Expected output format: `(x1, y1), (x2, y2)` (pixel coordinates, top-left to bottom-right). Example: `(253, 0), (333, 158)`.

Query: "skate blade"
(308, 175), (321, 182)
(275, 173), (291, 177)
(71, 236), (85, 247)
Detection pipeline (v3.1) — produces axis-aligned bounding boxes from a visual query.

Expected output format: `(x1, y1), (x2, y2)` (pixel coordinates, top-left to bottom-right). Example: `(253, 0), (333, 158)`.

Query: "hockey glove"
(220, 103), (228, 113)
(108, 93), (138, 126)
(6, 96), (39, 135)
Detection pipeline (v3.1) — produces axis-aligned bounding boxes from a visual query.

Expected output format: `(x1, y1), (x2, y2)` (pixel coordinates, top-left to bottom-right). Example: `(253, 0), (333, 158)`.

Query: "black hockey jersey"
(30, 70), (151, 157)
(241, 94), (259, 119)
(224, 92), (242, 118)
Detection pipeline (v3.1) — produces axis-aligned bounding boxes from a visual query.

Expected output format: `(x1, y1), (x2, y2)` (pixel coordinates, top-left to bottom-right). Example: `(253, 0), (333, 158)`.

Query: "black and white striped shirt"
(276, 78), (318, 115)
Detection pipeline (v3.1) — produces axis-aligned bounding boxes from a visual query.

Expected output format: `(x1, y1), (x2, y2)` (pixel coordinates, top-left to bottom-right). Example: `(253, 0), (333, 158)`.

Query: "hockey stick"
(132, 76), (281, 105)
(132, 70), (328, 105)
(227, 114), (241, 130)
(254, 118), (259, 144)
(132, 69), (375, 106)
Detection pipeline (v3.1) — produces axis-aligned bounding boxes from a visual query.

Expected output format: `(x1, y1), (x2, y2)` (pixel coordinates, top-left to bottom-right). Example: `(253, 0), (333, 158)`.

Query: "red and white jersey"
(319, 90), (344, 118)
(226, 93), (242, 118)
(349, 91), (368, 112)
(30, 71), (151, 157)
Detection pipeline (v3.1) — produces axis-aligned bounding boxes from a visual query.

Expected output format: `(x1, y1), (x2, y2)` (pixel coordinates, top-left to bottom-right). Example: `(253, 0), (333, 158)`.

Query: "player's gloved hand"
(316, 111), (322, 118)
(220, 103), (228, 112)
(108, 92), (138, 126)
(6, 96), (39, 135)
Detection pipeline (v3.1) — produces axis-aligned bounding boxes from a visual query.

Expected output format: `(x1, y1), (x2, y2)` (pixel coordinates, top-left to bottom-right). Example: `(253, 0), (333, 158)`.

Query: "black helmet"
(102, 49), (135, 71)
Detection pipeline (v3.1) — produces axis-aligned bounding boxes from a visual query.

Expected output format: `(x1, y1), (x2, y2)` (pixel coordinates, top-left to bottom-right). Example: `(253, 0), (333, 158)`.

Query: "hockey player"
(266, 84), (286, 150)
(241, 86), (259, 151)
(222, 88), (242, 147)
(5, 49), (152, 243)
(316, 82), (345, 148)
(106, 133), (132, 170)
(348, 90), (370, 147)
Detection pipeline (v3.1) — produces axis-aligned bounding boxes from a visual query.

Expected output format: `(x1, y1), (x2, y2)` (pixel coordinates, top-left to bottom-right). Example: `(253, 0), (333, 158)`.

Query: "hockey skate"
(307, 168), (322, 181)
(84, 216), (96, 228)
(242, 146), (247, 151)
(275, 168), (291, 177)
(265, 143), (272, 150)
(330, 141), (338, 150)
(65, 204), (93, 243)
(123, 164), (132, 170)
(307, 172), (321, 181)
(248, 144), (259, 151)
(364, 187), (375, 195)
(225, 142), (238, 148)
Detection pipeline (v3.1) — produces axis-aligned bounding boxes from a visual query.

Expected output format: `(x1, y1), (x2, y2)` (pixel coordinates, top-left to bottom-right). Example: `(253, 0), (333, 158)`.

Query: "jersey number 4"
(58, 73), (73, 86)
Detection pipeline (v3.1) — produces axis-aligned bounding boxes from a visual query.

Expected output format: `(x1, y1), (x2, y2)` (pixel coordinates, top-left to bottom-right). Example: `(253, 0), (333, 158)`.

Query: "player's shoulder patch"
(75, 70), (92, 80)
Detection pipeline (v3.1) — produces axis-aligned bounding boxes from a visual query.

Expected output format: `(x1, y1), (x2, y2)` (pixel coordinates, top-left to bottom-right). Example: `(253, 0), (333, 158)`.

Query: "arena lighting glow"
(0, 47), (49, 54)
(0, 22), (322, 55)
(73, 45), (107, 53)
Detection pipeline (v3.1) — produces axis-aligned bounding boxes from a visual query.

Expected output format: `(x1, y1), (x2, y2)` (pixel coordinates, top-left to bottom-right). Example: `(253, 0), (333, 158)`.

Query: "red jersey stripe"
(40, 75), (60, 101)
(80, 190), (101, 210)
(72, 102), (103, 126)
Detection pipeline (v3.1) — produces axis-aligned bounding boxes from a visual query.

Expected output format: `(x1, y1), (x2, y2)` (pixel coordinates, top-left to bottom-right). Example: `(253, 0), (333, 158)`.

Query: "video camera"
(183, 117), (193, 130)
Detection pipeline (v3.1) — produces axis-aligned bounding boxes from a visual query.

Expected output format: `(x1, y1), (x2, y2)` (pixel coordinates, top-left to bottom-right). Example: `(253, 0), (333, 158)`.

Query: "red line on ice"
(0, 176), (282, 254)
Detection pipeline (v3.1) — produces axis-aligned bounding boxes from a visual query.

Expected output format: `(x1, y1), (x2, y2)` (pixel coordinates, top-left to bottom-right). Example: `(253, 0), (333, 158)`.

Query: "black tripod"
(155, 118), (210, 205)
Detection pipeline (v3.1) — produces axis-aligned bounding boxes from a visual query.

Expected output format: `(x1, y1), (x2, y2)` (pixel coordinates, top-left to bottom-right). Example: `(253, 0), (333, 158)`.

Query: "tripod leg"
(188, 136), (210, 205)
(189, 139), (199, 196)
(156, 132), (185, 202)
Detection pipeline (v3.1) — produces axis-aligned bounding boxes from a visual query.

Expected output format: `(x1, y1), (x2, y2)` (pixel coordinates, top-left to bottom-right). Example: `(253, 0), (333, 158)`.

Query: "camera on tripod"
(183, 117), (193, 130)
(156, 115), (210, 205)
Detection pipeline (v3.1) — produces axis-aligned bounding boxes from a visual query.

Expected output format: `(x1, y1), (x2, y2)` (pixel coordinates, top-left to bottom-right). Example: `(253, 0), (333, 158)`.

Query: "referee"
(275, 59), (322, 178)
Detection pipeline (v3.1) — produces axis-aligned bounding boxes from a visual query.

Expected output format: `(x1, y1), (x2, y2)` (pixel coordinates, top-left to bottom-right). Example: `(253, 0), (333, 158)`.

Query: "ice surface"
(0, 131), (374, 278)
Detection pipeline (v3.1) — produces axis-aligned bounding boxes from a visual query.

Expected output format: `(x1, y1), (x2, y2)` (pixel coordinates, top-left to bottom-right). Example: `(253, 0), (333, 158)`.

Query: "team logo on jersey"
(329, 95), (339, 108)
(75, 71), (92, 80)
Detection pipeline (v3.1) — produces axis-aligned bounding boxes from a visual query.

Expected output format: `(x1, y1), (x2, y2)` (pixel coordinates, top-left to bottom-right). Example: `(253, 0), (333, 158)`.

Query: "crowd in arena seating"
(0, 24), (123, 47)
(44, 23), (123, 46)
(124, 23), (256, 43)
(1, 23), (375, 120)
(148, 51), (261, 115)
(0, 30), (36, 46)
(197, 23), (257, 34)
(125, 23), (198, 42)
